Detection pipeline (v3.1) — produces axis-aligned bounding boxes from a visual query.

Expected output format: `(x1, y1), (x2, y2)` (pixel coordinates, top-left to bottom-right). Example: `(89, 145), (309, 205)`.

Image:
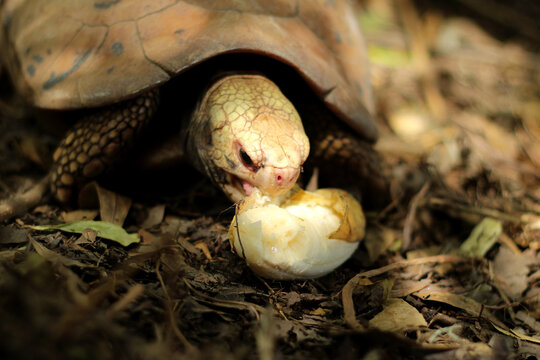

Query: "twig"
(403, 182), (430, 250)
(155, 259), (194, 351)
(234, 203), (246, 260)
(428, 197), (524, 223)
(483, 295), (538, 310)
(106, 284), (145, 317)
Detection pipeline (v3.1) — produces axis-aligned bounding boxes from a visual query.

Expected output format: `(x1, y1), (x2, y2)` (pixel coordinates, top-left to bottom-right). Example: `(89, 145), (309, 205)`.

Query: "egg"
(228, 186), (365, 280)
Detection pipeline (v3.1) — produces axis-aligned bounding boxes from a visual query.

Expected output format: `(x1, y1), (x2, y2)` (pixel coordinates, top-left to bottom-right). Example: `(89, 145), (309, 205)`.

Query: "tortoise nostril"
(276, 174), (283, 184)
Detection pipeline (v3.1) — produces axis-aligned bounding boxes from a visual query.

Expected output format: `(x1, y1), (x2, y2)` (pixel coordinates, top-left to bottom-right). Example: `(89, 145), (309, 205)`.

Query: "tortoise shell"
(0, 0), (377, 141)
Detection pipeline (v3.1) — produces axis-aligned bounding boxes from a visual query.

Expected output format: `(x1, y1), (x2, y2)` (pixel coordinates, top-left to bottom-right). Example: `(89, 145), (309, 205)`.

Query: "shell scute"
(1, 0), (377, 140)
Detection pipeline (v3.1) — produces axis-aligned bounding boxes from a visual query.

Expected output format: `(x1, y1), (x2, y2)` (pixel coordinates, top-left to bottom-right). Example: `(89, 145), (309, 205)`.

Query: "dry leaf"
(415, 291), (506, 329)
(390, 279), (431, 298)
(96, 185), (132, 226)
(369, 298), (427, 332)
(29, 237), (90, 268)
(364, 226), (397, 263)
(61, 209), (99, 222)
(492, 246), (530, 299)
(140, 204), (165, 229)
(310, 307), (331, 316)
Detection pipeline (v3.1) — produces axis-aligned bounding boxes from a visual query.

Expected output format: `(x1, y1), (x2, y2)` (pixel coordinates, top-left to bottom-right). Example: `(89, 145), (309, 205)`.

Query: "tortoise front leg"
(307, 122), (390, 208)
(51, 89), (159, 203)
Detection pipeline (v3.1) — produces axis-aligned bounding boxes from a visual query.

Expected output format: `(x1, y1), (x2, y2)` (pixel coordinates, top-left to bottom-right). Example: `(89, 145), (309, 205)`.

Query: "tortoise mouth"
(228, 174), (254, 202)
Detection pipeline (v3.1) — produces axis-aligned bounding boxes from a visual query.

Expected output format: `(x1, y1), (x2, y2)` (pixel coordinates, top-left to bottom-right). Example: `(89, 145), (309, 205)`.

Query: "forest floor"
(1, 1), (539, 359)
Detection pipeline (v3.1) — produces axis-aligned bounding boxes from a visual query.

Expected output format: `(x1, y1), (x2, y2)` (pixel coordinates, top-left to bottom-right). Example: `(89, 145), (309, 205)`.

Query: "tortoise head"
(189, 74), (310, 203)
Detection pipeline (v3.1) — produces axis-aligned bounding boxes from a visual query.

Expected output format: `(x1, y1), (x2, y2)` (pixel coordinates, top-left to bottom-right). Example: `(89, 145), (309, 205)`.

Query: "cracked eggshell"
(228, 187), (365, 280)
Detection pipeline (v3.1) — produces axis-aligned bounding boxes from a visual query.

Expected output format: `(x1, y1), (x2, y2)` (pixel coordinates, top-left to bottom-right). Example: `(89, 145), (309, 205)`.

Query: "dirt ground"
(1, 1), (539, 359)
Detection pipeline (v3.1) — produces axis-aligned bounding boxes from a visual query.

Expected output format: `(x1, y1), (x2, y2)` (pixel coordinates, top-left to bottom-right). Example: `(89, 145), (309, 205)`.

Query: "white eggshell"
(229, 188), (364, 280)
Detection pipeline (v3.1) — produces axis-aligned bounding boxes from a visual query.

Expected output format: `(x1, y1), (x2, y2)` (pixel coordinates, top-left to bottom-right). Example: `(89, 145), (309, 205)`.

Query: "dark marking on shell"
(175, 29), (185, 43)
(94, 0), (121, 9)
(334, 31), (342, 44)
(47, 49), (52, 55)
(111, 42), (124, 56)
(43, 50), (91, 90)
(107, 66), (115, 74)
(25, 47), (31, 56)
(32, 54), (44, 63)
(27, 65), (35, 77)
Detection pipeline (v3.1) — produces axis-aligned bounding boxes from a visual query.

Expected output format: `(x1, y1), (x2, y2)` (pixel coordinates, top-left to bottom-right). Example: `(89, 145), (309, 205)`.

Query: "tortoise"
(0, 0), (386, 213)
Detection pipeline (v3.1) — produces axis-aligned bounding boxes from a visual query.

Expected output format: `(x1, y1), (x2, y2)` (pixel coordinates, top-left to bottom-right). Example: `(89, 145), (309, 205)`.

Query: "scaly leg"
(301, 100), (390, 209)
(51, 89), (159, 203)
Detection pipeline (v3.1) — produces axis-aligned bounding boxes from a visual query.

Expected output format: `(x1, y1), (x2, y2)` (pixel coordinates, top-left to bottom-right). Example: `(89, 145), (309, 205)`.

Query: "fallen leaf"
(415, 291), (506, 329)
(369, 298), (427, 332)
(16, 135), (50, 168)
(390, 279), (431, 298)
(516, 311), (540, 334)
(29, 237), (90, 268)
(32, 204), (55, 215)
(460, 217), (502, 257)
(406, 246), (443, 260)
(194, 241), (212, 260)
(310, 307), (331, 316)
(74, 228), (98, 245)
(138, 229), (157, 245)
(364, 226), (397, 263)
(490, 323), (540, 345)
(387, 107), (438, 147)
(140, 204), (166, 229)
(492, 246), (530, 299)
(28, 220), (140, 247)
(283, 292), (302, 307)
(96, 185), (132, 226)
(61, 209), (99, 222)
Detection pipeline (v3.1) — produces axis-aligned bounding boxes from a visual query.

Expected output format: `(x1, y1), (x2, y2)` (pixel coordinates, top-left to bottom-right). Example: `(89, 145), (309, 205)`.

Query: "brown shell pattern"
(0, 0), (377, 141)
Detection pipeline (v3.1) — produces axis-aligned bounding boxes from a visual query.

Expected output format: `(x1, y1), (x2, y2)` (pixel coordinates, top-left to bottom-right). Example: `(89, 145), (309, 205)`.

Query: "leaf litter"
(1, 1), (540, 359)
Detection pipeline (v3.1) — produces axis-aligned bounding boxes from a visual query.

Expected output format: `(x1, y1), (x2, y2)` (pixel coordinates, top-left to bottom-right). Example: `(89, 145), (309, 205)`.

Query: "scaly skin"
(51, 90), (160, 203)
(188, 75), (310, 202)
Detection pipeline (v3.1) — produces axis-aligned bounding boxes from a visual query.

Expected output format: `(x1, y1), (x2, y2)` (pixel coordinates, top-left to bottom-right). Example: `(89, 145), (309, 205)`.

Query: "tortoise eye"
(239, 147), (257, 171)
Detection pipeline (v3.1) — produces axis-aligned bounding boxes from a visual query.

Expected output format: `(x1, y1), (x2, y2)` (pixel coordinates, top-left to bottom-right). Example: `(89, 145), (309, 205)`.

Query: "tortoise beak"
(226, 166), (300, 203)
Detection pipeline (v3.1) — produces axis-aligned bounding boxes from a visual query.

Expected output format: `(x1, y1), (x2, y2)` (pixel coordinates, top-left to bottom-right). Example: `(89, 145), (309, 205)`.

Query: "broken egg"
(228, 186), (365, 280)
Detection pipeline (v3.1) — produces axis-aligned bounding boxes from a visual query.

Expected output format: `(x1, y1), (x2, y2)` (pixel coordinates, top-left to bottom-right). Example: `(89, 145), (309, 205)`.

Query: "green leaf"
(29, 220), (140, 247)
(367, 45), (411, 68)
(460, 217), (502, 257)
